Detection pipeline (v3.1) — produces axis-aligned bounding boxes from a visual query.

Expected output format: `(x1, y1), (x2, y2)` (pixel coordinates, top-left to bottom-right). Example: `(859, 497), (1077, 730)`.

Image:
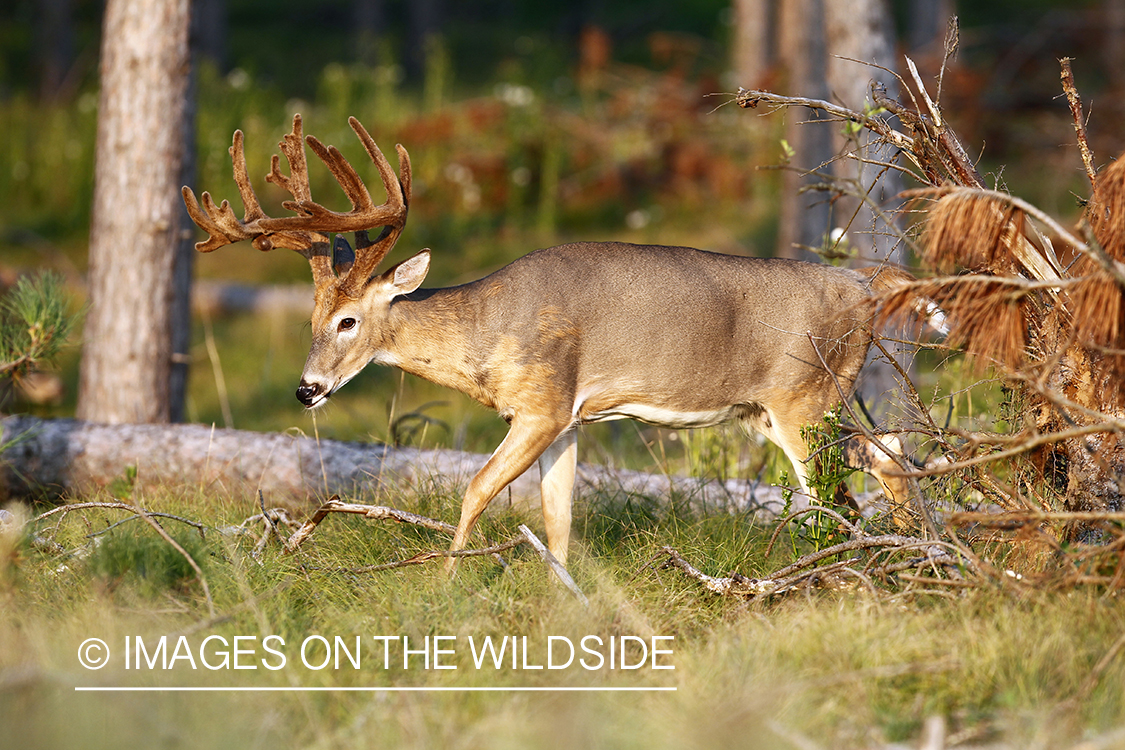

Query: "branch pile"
(736, 27), (1125, 518)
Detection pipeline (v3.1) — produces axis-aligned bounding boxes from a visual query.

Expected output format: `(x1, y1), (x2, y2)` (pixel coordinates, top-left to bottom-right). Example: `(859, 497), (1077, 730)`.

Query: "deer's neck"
(384, 282), (499, 409)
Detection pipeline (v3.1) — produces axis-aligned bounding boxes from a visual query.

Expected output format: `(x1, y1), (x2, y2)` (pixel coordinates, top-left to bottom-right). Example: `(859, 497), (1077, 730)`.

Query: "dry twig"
(271, 495), (588, 602)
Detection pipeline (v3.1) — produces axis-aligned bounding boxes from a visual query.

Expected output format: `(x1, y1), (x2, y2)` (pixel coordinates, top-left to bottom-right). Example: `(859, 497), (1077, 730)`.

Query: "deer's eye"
(338, 317), (357, 332)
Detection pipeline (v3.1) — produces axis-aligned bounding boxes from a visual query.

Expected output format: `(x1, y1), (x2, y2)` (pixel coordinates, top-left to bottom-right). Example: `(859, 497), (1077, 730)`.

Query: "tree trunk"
(0, 415), (795, 521)
(77, 0), (192, 424)
(775, 0), (833, 261)
(907, 0), (955, 58)
(824, 0), (901, 264)
(732, 0), (778, 90)
(191, 0), (227, 70)
(36, 0), (76, 102)
(823, 0), (907, 416)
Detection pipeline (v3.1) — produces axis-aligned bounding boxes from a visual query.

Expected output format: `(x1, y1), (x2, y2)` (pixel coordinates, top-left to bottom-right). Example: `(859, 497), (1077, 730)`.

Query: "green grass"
(2, 485), (1124, 749)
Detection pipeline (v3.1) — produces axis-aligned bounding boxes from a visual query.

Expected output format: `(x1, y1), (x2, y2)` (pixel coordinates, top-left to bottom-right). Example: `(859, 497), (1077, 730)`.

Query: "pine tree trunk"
(824, 0), (901, 264)
(732, 0), (777, 89)
(775, 0), (833, 261)
(822, 0), (908, 415)
(77, 0), (192, 424)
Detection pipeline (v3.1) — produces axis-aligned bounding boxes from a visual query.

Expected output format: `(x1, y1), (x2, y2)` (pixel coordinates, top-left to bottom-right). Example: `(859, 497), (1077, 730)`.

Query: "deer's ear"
(385, 249), (430, 297)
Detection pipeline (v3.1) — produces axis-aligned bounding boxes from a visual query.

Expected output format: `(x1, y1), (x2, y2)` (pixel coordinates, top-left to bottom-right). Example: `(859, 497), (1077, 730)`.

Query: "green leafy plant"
(800, 410), (857, 505)
(777, 412), (861, 555)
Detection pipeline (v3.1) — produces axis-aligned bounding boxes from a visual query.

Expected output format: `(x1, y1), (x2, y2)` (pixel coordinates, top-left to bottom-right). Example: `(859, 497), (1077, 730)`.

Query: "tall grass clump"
(89, 522), (209, 597)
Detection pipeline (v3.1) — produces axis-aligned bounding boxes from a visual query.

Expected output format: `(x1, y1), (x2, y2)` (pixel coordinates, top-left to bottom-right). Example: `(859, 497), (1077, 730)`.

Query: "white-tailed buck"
(183, 115), (907, 568)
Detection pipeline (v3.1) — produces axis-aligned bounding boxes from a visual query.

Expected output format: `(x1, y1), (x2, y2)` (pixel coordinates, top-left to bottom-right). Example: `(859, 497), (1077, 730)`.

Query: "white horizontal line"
(75, 686), (676, 693)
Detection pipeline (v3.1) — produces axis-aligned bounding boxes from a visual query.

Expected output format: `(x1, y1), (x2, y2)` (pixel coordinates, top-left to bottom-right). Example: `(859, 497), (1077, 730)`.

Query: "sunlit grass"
(2, 484), (1124, 749)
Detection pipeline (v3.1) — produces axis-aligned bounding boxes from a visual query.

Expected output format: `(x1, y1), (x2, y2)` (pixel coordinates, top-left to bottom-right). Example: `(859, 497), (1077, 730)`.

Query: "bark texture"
(0, 415), (796, 520)
(824, 0), (901, 262)
(732, 0), (776, 90)
(775, 0), (833, 261)
(78, 0), (192, 424)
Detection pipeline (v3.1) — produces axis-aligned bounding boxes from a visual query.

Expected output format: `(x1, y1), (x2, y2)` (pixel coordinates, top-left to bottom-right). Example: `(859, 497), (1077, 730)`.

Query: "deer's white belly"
(576, 401), (738, 429)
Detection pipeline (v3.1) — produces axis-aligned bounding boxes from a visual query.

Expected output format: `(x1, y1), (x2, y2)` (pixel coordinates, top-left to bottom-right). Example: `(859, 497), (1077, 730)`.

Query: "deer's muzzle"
(295, 381), (326, 407)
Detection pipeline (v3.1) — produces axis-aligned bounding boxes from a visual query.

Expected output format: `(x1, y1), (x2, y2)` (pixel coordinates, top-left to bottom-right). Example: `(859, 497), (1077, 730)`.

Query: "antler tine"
(258, 116), (408, 236)
(181, 129), (268, 252)
(266, 114), (313, 203)
(338, 119), (411, 294)
(255, 114), (335, 287)
(395, 143), (412, 206)
(251, 116), (411, 295)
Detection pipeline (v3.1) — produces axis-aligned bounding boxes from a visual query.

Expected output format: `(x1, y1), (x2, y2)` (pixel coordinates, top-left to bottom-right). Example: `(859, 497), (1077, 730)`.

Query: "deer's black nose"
(295, 381), (324, 406)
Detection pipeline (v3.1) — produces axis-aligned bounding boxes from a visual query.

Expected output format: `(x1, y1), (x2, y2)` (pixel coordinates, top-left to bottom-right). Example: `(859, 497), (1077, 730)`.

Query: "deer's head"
(182, 114), (424, 409)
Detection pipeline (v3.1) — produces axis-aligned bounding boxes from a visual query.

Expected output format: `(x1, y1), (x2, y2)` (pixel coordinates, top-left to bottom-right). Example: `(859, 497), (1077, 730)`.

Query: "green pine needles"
(0, 272), (76, 380)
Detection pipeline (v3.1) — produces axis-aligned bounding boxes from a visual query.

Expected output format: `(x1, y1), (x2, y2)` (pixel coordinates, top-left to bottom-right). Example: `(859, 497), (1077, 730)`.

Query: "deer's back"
(451, 242), (873, 422)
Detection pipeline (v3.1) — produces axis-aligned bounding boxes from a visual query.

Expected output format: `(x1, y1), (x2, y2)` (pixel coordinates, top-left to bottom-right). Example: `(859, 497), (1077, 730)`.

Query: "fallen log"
(192, 281), (312, 317)
(0, 414), (797, 519)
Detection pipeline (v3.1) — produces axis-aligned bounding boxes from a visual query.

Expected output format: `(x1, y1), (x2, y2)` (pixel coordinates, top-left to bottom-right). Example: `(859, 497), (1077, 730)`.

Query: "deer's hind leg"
(739, 396), (834, 502)
(538, 428), (578, 566)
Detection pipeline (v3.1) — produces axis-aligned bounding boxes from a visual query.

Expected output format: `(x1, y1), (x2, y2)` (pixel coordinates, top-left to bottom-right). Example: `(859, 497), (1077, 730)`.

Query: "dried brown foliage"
(1086, 154), (1125, 262)
(1071, 154), (1125, 351)
(878, 275), (1030, 370)
(921, 192), (1024, 275)
(739, 39), (1125, 518)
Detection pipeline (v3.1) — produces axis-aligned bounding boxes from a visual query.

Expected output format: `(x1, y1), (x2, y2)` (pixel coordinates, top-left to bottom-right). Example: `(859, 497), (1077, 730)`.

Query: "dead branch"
(770, 535), (952, 579)
(1060, 57), (1099, 196)
(887, 420), (1125, 479)
(31, 501), (201, 531)
(656, 546), (783, 597)
(274, 496), (588, 601)
(657, 531), (970, 600)
(317, 536), (527, 573)
(735, 88), (915, 155)
(29, 500), (218, 617)
(282, 496), (458, 553)
(951, 510), (1125, 526)
(517, 524), (588, 605)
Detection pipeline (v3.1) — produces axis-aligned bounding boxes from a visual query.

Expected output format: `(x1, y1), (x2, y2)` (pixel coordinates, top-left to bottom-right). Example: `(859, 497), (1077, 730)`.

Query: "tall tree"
(731, 0), (777, 90)
(775, 0), (834, 261)
(77, 0), (192, 424)
(825, 0), (901, 263)
(824, 0), (906, 416)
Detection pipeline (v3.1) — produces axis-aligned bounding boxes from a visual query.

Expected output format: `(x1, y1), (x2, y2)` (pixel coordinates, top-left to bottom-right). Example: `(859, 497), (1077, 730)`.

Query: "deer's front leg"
(448, 413), (573, 571)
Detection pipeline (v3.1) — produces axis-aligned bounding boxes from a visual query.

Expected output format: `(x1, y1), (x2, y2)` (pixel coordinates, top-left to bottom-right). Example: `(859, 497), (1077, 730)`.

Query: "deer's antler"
(182, 114), (411, 292)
